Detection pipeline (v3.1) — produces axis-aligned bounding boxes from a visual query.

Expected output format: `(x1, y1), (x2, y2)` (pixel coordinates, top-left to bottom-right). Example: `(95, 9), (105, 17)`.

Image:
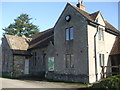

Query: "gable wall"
(46, 5), (89, 83)
(96, 13), (105, 26)
(2, 37), (13, 76)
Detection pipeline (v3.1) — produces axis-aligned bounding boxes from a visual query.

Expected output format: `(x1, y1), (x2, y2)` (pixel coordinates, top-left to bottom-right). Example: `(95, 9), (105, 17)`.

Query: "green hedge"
(91, 75), (120, 89)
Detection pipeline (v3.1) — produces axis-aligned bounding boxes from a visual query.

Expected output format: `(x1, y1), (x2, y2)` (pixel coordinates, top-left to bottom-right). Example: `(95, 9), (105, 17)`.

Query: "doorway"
(24, 59), (29, 74)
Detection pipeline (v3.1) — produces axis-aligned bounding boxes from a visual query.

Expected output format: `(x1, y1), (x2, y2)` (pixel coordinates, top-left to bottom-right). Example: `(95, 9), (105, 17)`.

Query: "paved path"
(0, 78), (87, 89)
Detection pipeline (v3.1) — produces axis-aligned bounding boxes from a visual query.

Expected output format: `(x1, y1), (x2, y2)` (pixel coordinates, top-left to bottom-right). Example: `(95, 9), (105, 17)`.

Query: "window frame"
(66, 54), (74, 68)
(65, 28), (69, 41)
(65, 27), (74, 41)
(69, 27), (74, 40)
(99, 54), (105, 67)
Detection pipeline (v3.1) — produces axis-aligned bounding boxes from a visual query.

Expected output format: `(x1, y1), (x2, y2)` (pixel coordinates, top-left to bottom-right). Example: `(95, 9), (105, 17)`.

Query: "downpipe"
(94, 26), (99, 81)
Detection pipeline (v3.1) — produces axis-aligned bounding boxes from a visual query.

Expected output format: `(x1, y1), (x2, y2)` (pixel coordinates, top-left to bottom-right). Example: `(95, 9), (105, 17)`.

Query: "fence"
(101, 65), (120, 78)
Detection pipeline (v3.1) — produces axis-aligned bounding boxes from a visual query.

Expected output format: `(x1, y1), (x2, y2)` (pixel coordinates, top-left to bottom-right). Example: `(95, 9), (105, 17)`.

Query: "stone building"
(2, 28), (53, 77)
(2, 35), (31, 77)
(2, 2), (120, 83)
(45, 2), (120, 83)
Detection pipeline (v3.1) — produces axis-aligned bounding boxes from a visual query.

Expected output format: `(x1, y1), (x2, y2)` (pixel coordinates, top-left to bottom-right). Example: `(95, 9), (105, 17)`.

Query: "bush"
(91, 75), (120, 89)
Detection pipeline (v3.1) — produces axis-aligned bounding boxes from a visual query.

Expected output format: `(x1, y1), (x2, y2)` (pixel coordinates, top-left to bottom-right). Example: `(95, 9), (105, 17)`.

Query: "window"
(66, 55), (70, 68)
(70, 55), (74, 68)
(65, 27), (74, 40)
(70, 27), (73, 40)
(98, 28), (104, 41)
(66, 28), (69, 40)
(48, 57), (54, 71)
(66, 54), (74, 68)
(99, 54), (104, 66)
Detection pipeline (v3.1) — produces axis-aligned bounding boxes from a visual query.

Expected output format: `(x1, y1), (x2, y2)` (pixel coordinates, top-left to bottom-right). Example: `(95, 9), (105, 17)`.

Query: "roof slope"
(90, 11), (100, 21)
(4, 28), (54, 50)
(5, 35), (31, 50)
(110, 37), (120, 55)
(105, 20), (119, 33)
(68, 3), (119, 33)
(28, 28), (54, 49)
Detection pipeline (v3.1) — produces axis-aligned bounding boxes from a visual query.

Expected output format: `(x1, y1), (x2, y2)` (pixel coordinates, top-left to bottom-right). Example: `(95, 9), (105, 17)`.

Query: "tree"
(3, 14), (39, 37)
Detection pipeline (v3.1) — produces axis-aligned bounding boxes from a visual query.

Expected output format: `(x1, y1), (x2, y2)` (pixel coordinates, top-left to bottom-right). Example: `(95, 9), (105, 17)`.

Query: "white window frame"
(99, 54), (105, 67)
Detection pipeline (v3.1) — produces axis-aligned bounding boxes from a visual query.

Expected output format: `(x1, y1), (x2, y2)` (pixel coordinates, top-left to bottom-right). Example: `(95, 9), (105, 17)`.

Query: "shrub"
(91, 75), (120, 89)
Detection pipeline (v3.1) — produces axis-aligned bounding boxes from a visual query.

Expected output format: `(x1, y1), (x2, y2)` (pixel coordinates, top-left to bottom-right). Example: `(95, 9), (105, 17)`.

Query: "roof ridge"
(90, 11), (100, 15)
(68, 3), (119, 33)
(5, 34), (28, 39)
(68, 3), (90, 15)
(90, 11), (100, 20)
(68, 3), (95, 23)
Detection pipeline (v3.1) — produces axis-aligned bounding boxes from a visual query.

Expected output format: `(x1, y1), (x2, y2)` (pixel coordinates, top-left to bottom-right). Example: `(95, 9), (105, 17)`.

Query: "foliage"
(3, 14), (39, 37)
(91, 75), (120, 89)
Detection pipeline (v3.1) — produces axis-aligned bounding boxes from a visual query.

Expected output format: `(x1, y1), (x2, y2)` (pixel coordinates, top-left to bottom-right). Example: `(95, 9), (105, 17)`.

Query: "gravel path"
(1, 78), (87, 89)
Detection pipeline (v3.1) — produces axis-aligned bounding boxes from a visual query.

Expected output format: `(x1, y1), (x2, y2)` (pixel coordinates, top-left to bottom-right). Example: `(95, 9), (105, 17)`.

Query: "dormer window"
(65, 27), (73, 41)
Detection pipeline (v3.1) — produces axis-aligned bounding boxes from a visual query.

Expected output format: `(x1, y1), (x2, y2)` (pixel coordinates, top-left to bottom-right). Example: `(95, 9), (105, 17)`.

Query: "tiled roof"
(110, 37), (120, 55)
(68, 3), (119, 33)
(4, 28), (54, 50)
(70, 3), (94, 22)
(90, 11), (100, 21)
(28, 28), (54, 49)
(104, 20), (119, 33)
(5, 35), (31, 50)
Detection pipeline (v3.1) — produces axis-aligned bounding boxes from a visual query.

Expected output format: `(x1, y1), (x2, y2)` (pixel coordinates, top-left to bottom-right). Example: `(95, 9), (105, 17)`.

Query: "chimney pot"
(76, 0), (85, 11)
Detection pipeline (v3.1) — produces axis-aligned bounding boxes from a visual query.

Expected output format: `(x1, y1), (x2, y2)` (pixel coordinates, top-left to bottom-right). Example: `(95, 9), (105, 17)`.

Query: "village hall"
(2, 1), (120, 83)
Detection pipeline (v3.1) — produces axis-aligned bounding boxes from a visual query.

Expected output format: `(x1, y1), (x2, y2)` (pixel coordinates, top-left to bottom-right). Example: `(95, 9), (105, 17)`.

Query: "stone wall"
(46, 72), (89, 83)
(29, 47), (47, 77)
(13, 55), (25, 77)
(2, 37), (13, 76)
(46, 4), (89, 83)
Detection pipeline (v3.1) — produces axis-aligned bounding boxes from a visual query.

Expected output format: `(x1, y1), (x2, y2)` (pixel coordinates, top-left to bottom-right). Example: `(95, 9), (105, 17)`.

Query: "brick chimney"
(76, 0), (85, 11)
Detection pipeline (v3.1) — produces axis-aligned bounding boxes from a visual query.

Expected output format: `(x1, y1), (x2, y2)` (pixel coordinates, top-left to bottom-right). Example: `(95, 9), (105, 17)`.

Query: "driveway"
(0, 78), (87, 89)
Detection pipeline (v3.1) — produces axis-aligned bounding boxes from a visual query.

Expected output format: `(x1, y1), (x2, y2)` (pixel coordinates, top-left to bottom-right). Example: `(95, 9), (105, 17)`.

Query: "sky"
(0, 1), (119, 44)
